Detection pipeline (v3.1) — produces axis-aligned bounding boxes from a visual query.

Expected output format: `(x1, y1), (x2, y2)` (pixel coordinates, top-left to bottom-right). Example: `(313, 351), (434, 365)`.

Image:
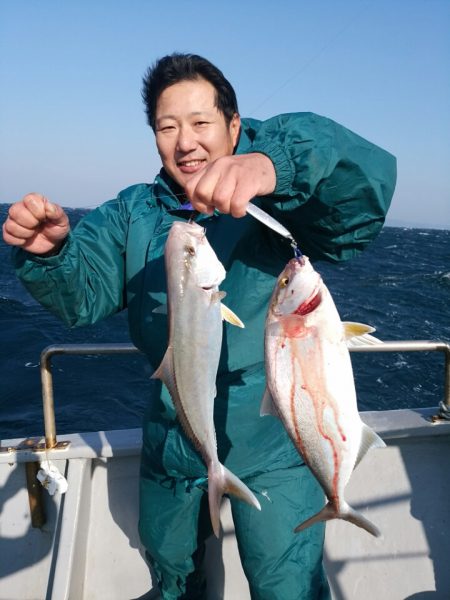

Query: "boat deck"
(1, 407), (449, 600)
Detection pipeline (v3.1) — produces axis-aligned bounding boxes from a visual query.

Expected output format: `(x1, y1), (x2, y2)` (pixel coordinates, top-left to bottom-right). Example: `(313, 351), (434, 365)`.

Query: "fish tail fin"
(207, 468), (223, 538)
(294, 502), (337, 534)
(341, 505), (381, 537)
(208, 463), (261, 538)
(222, 465), (261, 511)
(294, 501), (381, 538)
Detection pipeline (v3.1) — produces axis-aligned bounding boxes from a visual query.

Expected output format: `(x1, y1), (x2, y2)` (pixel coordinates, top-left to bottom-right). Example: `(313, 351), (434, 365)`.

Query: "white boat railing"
(38, 339), (450, 451)
(349, 340), (450, 423)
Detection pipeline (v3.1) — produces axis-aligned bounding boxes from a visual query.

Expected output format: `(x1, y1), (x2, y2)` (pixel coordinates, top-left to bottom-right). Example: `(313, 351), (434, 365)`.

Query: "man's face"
(155, 78), (240, 189)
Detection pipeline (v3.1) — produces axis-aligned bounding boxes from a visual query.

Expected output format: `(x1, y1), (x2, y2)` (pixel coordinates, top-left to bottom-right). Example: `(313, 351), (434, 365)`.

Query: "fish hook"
(290, 238), (303, 260)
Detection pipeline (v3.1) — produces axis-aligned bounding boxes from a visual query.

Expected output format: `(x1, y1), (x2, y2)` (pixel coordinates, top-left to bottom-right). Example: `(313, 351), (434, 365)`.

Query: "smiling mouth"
(177, 159), (207, 168)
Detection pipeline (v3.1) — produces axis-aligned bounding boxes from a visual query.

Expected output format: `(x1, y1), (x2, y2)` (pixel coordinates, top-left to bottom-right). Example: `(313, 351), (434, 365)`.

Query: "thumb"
(44, 200), (68, 225)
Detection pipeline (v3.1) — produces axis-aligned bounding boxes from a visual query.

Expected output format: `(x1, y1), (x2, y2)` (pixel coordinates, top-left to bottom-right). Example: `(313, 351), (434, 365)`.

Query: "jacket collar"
(235, 122), (253, 154)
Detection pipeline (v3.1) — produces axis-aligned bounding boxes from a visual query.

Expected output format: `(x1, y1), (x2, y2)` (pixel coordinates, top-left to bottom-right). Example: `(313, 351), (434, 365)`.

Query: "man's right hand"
(2, 193), (70, 256)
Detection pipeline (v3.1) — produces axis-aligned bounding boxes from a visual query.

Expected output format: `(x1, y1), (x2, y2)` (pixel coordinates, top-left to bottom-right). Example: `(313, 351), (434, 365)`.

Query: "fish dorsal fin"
(221, 303), (245, 328)
(354, 423), (386, 469)
(260, 388), (279, 417)
(343, 321), (376, 340)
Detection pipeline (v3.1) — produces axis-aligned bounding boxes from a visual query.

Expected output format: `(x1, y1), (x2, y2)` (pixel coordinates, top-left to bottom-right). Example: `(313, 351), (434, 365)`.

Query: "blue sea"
(1, 203), (449, 441)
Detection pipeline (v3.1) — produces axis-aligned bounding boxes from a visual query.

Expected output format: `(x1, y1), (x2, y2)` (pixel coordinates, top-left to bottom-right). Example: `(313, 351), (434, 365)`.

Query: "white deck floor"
(1, 408), (449, 600)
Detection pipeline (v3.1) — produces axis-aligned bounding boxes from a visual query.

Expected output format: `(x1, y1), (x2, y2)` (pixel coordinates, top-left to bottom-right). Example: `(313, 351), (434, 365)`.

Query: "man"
(3, 53), (396, 599)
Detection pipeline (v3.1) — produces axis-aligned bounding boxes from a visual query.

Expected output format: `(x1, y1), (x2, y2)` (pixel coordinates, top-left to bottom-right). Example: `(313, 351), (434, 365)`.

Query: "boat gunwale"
(1, 406), (449, 465)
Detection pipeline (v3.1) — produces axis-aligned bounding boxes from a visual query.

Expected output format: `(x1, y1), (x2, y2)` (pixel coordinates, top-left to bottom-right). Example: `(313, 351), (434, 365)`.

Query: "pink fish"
(263, 256), (385, 536)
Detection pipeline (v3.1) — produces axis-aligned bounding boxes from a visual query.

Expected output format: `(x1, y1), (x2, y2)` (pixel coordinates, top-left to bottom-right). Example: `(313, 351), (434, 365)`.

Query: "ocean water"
(1, 203), (449, 441)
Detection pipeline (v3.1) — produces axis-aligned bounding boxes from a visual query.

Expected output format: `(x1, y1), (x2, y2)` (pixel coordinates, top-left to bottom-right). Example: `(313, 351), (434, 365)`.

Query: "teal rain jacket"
(13, 113), (396, 481)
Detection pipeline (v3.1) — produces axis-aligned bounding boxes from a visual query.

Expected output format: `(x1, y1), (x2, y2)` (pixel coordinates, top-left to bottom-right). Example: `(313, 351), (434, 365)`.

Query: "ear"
(229, 113), (241, 148)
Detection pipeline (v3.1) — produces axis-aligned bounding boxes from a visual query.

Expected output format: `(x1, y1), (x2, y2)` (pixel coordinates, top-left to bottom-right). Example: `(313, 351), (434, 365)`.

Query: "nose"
(176, 126), (197, 153)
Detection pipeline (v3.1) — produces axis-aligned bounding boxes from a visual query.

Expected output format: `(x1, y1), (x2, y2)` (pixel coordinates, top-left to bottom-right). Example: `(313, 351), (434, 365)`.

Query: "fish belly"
(171, 288), (222, 459)
(267, 330), (360, 501)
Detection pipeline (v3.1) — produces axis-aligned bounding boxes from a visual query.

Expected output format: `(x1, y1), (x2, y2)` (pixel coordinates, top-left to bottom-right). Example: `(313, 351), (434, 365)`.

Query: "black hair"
(142, 53), (239, 131)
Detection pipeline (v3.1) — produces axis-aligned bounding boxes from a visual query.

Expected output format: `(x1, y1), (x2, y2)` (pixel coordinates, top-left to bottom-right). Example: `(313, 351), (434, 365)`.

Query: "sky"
(1, 0), (449, 229)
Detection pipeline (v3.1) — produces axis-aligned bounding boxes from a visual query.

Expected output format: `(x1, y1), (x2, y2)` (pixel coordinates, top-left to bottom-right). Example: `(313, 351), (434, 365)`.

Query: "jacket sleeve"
(241, 113), (397, 262)
(12, 188), (134, 327)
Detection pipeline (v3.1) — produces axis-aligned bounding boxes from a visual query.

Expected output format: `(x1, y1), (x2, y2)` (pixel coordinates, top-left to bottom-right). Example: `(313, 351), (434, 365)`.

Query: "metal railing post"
(349, 340), (450, 416)
(444, 345), (450, 410)
(40, 348), (58, 449)
(40, 343), (141, 449)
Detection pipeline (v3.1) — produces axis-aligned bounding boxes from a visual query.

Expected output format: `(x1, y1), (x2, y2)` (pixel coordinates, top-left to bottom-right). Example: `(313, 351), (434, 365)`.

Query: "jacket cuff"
(250, 141), (294, 195)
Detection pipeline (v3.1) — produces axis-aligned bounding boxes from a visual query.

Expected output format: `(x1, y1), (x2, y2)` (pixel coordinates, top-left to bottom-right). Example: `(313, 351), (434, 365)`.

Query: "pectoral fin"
(260, 388), (279, 417)
(344, 322), (384, 348)
(221, 303), (245, 328)
(343, 322), (376, 339)
(212, 290), (227, 303)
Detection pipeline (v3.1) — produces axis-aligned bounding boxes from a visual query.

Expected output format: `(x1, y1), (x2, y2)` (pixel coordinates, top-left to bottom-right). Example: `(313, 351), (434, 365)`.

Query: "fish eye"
(186, 245), (196, 256)
(280, 277), (289, 288)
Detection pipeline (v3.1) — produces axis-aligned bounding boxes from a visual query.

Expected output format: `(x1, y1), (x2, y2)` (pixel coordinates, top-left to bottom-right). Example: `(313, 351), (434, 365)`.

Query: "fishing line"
(75, 6), (372, 211)
(248, 0), (373, 117)
(77, 187), (192, 211)
(71, 5), (372, 250)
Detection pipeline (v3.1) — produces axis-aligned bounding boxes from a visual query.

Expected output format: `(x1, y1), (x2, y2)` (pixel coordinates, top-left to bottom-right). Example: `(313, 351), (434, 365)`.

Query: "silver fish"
(262, 256), (385, 537)
(153, 221), (261, 537)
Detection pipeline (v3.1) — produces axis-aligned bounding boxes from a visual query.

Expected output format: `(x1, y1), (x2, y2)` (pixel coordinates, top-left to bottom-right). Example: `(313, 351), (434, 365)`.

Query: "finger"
(193, 174), (238, 215)
(22, 193), (48, 222)
(209, 171), (252, 217)
(229, 182), (252, 218)
(183, 169), (204, 208)
(2, 222), (27, 247)
(208, 177), (235, 214)
(43, 199), (69, 225)
(7, 202), (41, 230)
(185, 167), (222, 213)
(184, 168), (203, 197)
(3, 218), (40, 241)
(21, 193), (68, 230)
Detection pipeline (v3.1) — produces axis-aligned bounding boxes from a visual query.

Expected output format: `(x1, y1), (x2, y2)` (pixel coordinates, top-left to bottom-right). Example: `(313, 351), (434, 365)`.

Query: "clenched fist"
(184, 153), (276, 217)
(2, 193), (70, 255)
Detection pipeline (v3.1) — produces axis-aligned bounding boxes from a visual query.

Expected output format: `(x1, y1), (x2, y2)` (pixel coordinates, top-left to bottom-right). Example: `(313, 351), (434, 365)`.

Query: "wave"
(1, 207), (449, 438)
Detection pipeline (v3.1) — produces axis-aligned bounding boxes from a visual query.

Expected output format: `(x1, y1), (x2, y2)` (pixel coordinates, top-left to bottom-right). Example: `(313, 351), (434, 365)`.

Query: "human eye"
(159, 125), (175, 133)
(156, 120), (177, 133)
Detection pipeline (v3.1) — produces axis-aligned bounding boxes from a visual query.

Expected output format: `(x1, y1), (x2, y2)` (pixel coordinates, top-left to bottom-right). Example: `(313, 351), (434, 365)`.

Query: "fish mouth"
(292, 256), (306, 267)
